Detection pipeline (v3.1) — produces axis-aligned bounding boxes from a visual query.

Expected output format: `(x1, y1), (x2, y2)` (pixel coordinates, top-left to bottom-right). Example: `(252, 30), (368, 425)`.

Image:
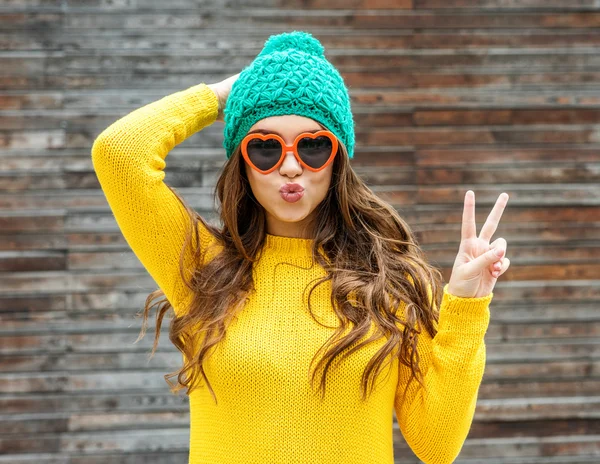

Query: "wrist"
(206, 83), (223, 121)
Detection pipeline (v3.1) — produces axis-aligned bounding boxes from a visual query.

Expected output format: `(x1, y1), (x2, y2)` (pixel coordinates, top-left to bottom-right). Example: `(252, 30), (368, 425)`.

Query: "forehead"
(248, 114), (323, 132)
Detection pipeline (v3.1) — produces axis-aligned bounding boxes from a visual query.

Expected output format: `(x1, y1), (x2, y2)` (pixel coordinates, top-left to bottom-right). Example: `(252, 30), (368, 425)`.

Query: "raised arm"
(394, 283), (494, 464)
(91, 83), (219, 315)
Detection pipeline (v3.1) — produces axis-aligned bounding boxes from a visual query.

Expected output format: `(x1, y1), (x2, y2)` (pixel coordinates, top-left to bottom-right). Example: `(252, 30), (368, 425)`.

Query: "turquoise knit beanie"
(222, 30), (355, 160)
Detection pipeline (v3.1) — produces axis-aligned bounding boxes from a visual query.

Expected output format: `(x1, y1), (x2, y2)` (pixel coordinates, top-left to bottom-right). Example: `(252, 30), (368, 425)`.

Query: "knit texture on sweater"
(91, 82), (494, 464)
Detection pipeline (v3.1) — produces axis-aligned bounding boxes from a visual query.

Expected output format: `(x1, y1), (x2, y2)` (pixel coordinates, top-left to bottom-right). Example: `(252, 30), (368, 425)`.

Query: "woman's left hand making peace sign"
(447, 191), (511, 299)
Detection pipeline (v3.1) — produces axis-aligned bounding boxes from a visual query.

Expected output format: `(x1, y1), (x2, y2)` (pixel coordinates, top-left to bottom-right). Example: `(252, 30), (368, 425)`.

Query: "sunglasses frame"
(240, 129), (339, 174)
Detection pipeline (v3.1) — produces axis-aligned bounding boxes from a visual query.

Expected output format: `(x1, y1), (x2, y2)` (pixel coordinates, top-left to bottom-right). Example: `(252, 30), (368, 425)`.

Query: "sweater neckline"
(264, 233), (314, 256)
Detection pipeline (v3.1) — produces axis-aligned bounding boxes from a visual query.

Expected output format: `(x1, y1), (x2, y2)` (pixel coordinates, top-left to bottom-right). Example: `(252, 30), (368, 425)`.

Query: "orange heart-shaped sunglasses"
(240, 130), (339, 174)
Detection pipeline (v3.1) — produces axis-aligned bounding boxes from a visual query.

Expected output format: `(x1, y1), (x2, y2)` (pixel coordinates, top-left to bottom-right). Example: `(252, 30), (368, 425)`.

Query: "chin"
(273, 213), (309, 223)
(270, 207), (311, 223)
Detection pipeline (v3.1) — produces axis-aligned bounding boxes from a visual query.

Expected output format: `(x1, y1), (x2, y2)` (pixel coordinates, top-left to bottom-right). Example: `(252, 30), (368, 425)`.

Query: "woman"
(91, 31), (510, 464)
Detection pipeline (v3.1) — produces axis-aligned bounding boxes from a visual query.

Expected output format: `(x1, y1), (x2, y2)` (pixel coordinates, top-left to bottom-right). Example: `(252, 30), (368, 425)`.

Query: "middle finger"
(479, 193), (509, 243)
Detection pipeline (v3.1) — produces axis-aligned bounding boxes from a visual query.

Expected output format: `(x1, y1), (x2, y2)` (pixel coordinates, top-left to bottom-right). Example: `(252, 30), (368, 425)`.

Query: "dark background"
(1, 1), (599, 462)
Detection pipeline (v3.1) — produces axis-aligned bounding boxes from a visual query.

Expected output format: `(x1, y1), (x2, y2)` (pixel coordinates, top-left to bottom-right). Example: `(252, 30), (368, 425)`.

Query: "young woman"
(91, 31), (510, 464)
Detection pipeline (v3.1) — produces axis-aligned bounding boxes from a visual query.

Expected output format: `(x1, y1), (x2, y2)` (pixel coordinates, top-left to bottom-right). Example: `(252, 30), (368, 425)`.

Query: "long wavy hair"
(135, 121), (444, 408)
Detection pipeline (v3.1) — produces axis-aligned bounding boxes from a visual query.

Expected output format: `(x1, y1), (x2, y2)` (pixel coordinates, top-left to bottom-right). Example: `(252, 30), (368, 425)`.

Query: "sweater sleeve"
(90, 83), (219, 314)
(394, 282), (493, 464)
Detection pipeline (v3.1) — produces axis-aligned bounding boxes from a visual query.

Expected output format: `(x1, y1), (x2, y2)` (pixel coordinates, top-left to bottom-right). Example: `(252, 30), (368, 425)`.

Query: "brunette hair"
(135, 121), (444, 407)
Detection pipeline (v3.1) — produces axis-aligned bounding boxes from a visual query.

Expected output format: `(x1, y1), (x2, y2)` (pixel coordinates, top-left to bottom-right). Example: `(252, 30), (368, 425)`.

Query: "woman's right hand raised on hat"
(208, 73), (240, 123)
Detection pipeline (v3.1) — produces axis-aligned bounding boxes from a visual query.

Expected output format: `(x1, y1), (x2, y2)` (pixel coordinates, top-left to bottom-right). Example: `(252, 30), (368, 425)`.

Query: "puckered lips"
(279, 183), (305, 193)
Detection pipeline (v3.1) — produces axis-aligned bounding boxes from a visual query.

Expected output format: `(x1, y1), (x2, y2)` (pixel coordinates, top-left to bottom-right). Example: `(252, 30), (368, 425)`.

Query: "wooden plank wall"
(1, 0), (599, 463)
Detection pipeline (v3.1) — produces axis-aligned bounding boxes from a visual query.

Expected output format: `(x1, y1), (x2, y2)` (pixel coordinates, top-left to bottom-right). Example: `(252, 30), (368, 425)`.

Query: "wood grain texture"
(1, 0), (599, 463)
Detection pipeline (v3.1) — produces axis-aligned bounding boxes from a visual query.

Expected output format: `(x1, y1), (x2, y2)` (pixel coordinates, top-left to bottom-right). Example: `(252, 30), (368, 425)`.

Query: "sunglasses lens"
(246, 137), (282, 171)
(297, 135), (333, 169)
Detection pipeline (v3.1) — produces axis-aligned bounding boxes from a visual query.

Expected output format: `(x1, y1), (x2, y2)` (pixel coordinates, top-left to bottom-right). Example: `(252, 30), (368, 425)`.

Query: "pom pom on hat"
(258, 31), (325, 58)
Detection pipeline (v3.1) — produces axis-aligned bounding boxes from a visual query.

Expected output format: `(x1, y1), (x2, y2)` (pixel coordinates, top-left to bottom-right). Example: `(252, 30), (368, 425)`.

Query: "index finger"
(461, 190), (477, 241)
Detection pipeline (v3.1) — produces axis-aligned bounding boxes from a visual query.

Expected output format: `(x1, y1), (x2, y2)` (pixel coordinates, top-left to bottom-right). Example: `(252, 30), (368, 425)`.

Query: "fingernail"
(495, 248), (503, 257)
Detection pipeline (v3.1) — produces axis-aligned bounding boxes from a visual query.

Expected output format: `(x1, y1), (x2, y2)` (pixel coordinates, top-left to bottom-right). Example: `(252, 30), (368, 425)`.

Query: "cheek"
(314, 168), (333, 196)
(246, 169), (271, 202)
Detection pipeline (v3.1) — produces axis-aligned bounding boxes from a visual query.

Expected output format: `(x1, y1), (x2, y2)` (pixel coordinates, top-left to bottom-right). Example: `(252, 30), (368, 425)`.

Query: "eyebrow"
(247, 128), (321, 137)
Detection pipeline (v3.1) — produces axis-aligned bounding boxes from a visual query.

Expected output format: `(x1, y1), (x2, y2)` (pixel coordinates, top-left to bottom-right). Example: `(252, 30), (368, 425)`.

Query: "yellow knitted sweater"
(91, 83), (494, 464)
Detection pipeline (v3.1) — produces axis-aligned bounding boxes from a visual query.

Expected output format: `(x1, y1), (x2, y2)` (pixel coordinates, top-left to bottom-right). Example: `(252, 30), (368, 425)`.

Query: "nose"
(278, 149), (302, 176)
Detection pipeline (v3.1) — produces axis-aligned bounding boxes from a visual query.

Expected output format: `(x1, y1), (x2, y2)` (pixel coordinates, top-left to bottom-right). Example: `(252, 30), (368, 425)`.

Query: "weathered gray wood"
(2, 0), (600, 463)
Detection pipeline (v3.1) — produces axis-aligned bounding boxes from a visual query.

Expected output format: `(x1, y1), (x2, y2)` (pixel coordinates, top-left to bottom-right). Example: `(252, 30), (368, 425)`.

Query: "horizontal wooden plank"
(2, 351), (599, 382)
(395, 433), (600, 461)
(4, 0), (600, 12)
(1, 260), (600, 299)
(0, 233), (69, 252)
(2, 448), (600, 464)
(413, 108), (600, 126)
(6, 68), (600, 95)
(357, 126), (600, 147)
(0, 251), (66, 272)
(4, 161), (600, 191)
(347, 69), (600, 89)
(471, 418), (600, 440)
(0, 130), (65, 149)
(2, 146), (596, 171)
(476, 396), (600, 421)
(0, 13), (62, 29)
(0, 92), (63, 110)
(4, 144), (599, 171)
(55, 12), (600, 30)
(4, 11), (600, 32)
(29, 32), (600, 53)
(352, 88), (600, 108)
(0, 213), (65, 232)
(0, 0), (61, 8)
(5, 187), (599, 214)
(0, 331), (168, 355)
(0, 391), (187, 414)
(2, 396), (598, 439)
(2, 300), (599, 331)
(0, 410), (188, 435)
(479, 378), (600, 398)
(6, 30), (600, 54)
(416, 0), (600, 9)
(0, 191), (600, 220)
(1, 0), (415, 11)
(0, 370), (179, 393)
(1, 383), (598, 418)
(5, 107), (597, 132)
(0, 452), (188, 464)
(63, 244), (598, 273)
(468, 453), (600, 464)
(5, 124), (600, 154)
(415, 161), (600, 185)
(0, 427), (189, 454)
(0, 323), (597, 358)
(485, 358), (600, 380)
(0, 395), (570, 441)
(488, 340), (600, 362)
(268, 12), (600, 30)
(0, 188), (214, 211)
(379, 186), (600, 207)
(5, 51), (591, 76)
(1, 279), (596, 314)
(0, 294), (68, 313)
(1, 351), (183, 372)
(55, 117), (600, 153)
(418, 147), (600, 166)
(0, 362), (599, 394)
